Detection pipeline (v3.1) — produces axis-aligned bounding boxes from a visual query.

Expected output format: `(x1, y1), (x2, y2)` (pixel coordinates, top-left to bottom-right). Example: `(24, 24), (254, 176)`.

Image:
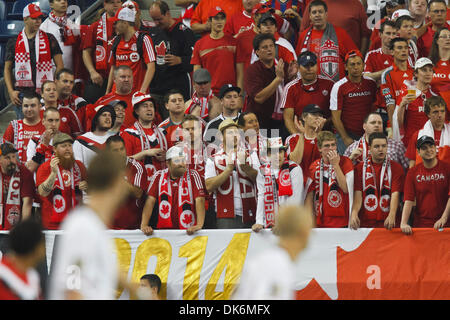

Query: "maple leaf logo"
(380, 198), (389, 208)
(159, 201), (171, 219)
(53, 195), (66, 213)
(182, 213), (192, 226)
(367, 197), (376, 208)
(155, 41), (167, 56)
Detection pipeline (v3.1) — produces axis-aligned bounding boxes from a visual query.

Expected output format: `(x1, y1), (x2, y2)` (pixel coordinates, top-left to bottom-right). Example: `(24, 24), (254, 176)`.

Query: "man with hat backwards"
(141, 145), (206, 235)
(36, 133), (87, 230)
(73, 104), (116, 168)
(121, 92), (168, 183)
(401, 135), (450, 234)
(205, 118), (258, 229)
(252, 137), (305, 233)
(0, 144), (35, 230)
(393, 57), (439, 147)
(4, 4), (63, 118)
(184, 68), (222, 122)
(106, 6), (156, 94)
(191, 7), (238, 96)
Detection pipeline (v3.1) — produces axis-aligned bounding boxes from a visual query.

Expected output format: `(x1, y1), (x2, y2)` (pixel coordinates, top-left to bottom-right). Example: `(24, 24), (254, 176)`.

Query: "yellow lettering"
(113, 238), (131, 299)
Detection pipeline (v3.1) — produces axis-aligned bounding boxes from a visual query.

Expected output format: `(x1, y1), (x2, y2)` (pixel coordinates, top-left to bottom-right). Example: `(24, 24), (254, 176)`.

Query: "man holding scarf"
(141, 145), (206, 235)
(305, 131), (354, 228)
(350, 132), (405, 229)
(295, 0), (357, 83)
(0, 144), (35, 230)
(36, 133), (87, 230)
(252, 137), (304, 232)
(4, 4), (63, 118)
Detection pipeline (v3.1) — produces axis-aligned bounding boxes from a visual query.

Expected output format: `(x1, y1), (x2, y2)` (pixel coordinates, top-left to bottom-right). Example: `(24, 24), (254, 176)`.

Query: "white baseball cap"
(391, 9), (411, 20)
(122, 0), (139, 14)
(113, 7), (136, 23)
(266, 137), (287, 150)
(414, 57), (434, 70)
(166, 146), (185, 161)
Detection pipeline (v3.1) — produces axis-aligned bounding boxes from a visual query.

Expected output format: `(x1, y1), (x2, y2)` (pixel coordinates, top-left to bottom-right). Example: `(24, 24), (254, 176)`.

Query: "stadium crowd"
(1, 0), (449, 237)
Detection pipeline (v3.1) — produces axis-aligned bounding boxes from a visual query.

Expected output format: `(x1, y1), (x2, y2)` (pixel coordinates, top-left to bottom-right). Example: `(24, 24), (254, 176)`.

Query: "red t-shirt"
(158, 118), (183, 149)
(398, 87), (438, 147)
(404, 160), (450, 227)
(36, 160), (87, 230)
(285, 133), (321, 182)
(191, 0), (244, 30)
(0, 164), (35, 230)
(224, 10), (253, 37)
(431, 59), (450, 92)
(354, 160), (405, 227)
(295, 26), (358, 82)
(113, 158), (149, 229)
(364, 48), (394, 110)
(3, 121), (45, 162)
(148, 170), (205, 229)
(108, 32), (156, 93)
(280, 76), (333, 118)
(307, 156), (354, 228)
(235, 28), (256, 70)
(191, 34), (237, 95)
(330, 76), (378, 136)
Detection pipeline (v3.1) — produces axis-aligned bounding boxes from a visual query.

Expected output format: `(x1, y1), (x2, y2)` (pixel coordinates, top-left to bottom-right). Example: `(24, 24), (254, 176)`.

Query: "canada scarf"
(0, 170), (21, 230)
(15, 29), (53, 90)
(299, 23), (340, 82)
(362, 157), (392, 221)
(313, 159), (347, 225)
(354, 136), (369, 163)
(95, 13), (112, 71)
(50, 161), (82, 224)
(157, 169), (195, 229)
(213, 150), (256, 224)
(185, 90), (214, 119)
(261, 160), (293, 227)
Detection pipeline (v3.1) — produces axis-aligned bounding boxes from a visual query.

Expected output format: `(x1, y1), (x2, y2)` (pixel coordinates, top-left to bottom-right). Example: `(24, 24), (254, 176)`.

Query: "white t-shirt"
(49, 206), (118, 300)
(232, 244), (296, 300)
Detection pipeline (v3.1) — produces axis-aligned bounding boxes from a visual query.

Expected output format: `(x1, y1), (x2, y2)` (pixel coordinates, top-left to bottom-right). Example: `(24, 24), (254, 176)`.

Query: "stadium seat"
(0, 1), (6, 21)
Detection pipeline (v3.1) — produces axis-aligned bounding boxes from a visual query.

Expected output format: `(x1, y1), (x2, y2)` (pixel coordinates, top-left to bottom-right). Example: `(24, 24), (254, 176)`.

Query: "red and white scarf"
(50, 161), (83, 224)
(261, 160), (294, 227)
(0, 169), (21, 230)
(15, 29), (53, 90)
(313, 159), (347, 223)
(354, 136), (370, 163)
(133, 121), (167, 152)
(213, 149), (256, 224)
(11, 120), (25, 162)
(95, 13), (111, 71)
(362, 157), (391, 221)
(48, 11), (77, 45)
(185, 90), (214, 120)
(157, 168), (195, 230)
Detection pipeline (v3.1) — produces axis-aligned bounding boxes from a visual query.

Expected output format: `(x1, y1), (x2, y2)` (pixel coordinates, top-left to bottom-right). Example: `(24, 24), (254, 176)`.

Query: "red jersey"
(40, 106), (82, 138)
(280, 76), (333, 118)
(0, 257), (41, 300)
(330, 76), (377, 136)
(113, 157), (149, 229)
(285, 133), (321, 182)
(398, 87), (438, 147)
(57, 94), (88, 133)
(380, 63), (414, 108)
(109, 32), (156, 93)
(2, 120), (45, 162)
(191, 34), (237, 95)
(417, 24), (450, 58)
(148, 169), (205, 229)
(404, 160), (450, 227)
(364, 48), (394, 110)
(224, 10), (254, 37)
(354, 160), (404, 228)
(36, 160), (87, 230)
(431, 59), (450, 92)
(158, 117), (183, 149)
(307, 156), (354, 228)
(0, 164), (35, 230)
(236, 28), (257, 70)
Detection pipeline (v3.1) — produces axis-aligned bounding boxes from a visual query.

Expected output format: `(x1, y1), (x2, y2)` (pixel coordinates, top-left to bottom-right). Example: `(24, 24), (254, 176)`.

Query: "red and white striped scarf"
(157, 168), (195, 229)
(15, 29), (53, 90)
(261, 160), (293, 228)
(11, 120), (25, 162)
(0, 169), (21, 230)
(48, 11), (77, 45)
(95, 13), (111, 71)
(362, 157), (391, 221)
(49, 160), (83, 224)
(185, 90), (213, 119)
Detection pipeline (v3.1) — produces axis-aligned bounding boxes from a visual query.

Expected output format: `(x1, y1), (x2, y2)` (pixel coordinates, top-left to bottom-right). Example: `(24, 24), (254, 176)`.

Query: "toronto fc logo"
(320, 39), (339, 80)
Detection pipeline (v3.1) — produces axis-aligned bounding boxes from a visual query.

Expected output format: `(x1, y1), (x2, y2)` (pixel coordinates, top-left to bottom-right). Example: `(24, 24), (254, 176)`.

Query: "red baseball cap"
(208, 6), (225, 18)
(345, 49), (364, 63)
(23, 4), (45, 19)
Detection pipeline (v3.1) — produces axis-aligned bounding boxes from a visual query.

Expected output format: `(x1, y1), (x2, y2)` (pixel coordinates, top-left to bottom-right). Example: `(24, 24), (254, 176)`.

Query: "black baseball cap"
(258, 12), (277, 27)
(416, 135), (435, 149)
(302, 104), (324, 115)
(0, 143), (18, 156)
(219, 84), (241, 99)
(298, 51), (317, 67)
